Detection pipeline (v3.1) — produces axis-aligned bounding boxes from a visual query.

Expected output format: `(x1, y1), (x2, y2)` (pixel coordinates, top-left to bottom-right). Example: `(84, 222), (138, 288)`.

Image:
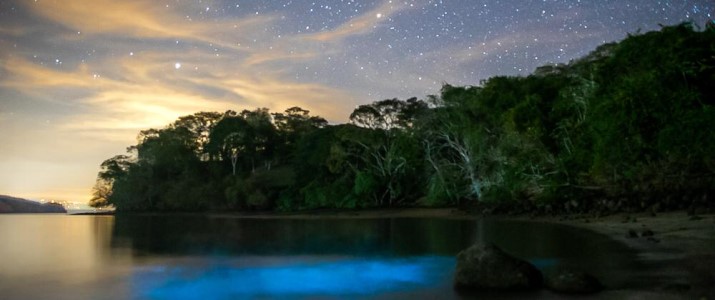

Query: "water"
(0, 214), (637, 299)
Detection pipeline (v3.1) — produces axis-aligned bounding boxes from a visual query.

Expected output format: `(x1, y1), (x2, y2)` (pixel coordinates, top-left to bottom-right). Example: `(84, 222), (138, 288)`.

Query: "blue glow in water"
(133, 256), (456, 299)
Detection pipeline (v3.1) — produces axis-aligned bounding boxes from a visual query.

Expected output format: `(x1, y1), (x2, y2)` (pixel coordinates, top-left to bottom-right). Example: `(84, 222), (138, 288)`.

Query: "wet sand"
(537, 211), (715, 299)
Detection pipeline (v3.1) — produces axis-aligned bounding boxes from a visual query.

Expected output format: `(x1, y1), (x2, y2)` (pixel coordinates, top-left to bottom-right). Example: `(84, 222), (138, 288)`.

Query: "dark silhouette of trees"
(93, 23), (715, 213)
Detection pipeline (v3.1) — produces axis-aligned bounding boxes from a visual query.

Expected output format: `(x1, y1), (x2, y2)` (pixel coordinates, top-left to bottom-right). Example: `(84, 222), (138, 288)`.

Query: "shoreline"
(537, 211), (715, 299)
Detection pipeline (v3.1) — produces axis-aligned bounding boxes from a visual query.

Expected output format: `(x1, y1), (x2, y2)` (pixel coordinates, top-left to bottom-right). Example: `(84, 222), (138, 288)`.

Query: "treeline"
(92, 23), (715, 213)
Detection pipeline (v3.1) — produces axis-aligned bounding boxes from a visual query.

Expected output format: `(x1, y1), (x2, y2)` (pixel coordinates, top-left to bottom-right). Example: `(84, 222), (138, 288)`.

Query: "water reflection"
(0, 215), (639, 299)
(0, 215), (114, 278)
(110, 216), (481, 256)
(111, 216), (635, 272)
(110, 215), (638, 297)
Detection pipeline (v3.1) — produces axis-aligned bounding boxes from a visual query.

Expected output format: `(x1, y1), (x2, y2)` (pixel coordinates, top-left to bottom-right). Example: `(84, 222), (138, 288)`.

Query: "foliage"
(93, 23), (715, 213)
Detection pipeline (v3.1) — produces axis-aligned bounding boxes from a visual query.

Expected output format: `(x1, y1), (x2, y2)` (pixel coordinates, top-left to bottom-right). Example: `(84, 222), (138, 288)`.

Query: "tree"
(349, 98), (428, 130)
(272, 107), (328, 156)
(172, 111), (223, 160)
(206, 116), (253, 170)
(89, 155), (132, 208)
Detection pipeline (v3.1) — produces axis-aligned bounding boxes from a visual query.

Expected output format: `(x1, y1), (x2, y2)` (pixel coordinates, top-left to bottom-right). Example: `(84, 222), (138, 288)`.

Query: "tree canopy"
(93, 23), (715, 213)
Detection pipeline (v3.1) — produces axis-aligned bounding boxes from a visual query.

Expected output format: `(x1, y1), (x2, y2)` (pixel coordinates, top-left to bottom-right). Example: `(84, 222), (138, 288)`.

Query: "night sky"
(0, 0), (712, 204)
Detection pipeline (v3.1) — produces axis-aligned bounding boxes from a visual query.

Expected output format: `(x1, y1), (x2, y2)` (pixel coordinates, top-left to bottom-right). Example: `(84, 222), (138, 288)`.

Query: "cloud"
(26, 0), (196, 38)
(1, 57), (93, 88)
(0, 26), (26, 36)
(23, 0), (275, 51)
(13, 0), (356, 118)
(243, 50), (321, 66)
(1, 48), (352, 142)
(305, 1), (411, 42)
(238, 1), (416, 67)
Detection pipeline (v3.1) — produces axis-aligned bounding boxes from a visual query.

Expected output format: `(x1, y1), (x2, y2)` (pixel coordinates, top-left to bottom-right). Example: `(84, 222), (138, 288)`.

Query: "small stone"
(646, 237), (660, 243)
(651, 203), (661, 214)
(689, 215), (702, 221)
(687, 207), (696, 216)
(641, 229), (654, 237)
(626, 229), (638, 238)
(544, 268), (603, 294)
(621, 215), (631, 223)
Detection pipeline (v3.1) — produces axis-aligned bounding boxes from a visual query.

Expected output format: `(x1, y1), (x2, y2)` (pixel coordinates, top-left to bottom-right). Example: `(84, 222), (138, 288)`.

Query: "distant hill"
(0, 195), (67, 214)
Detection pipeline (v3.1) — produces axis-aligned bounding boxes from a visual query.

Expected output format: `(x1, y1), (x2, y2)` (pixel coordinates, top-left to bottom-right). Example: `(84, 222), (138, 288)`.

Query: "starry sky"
(0, 0), (712, 204)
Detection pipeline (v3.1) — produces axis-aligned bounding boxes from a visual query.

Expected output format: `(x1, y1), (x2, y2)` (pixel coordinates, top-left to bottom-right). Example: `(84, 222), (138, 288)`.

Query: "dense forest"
(91, 23), (715, 213)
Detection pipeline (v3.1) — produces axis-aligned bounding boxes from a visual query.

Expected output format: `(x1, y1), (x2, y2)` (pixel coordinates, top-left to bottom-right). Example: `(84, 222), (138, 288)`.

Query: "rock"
(626, 229), (638, 238)
(641, 229), (654, 237)
(544, 268), (602, 294)
(646, 237), (660, 243)
(689, 215), (703, 221)
(454, 243), (543, 291)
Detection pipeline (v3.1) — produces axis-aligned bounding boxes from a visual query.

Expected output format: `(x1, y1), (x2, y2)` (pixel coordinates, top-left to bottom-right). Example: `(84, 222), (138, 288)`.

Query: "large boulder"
(544, 268), (602, 294)
(454, 243), (543, 290)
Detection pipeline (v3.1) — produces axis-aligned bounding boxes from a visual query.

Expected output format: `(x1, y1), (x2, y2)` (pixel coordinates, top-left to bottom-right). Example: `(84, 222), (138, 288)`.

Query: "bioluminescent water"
(134, 256), (454, 299)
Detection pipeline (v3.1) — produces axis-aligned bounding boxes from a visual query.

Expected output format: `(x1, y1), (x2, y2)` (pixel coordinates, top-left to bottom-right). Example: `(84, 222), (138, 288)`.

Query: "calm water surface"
(0, 215), (637, 299)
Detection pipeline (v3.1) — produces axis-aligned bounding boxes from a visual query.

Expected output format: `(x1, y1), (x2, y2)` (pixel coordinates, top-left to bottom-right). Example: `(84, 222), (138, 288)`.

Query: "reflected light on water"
(134, 256), (455, 299)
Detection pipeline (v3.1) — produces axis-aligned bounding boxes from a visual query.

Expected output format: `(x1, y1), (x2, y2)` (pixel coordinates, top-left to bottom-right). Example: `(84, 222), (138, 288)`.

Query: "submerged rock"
(454, 243), (543, 291)
(544, 268), (602, 294)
